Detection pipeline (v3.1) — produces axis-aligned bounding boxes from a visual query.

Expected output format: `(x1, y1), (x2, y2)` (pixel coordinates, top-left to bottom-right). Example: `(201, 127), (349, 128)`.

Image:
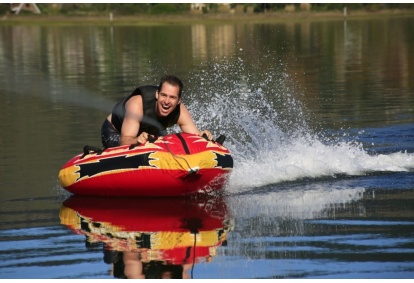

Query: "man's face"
(155, 82), (181, 117)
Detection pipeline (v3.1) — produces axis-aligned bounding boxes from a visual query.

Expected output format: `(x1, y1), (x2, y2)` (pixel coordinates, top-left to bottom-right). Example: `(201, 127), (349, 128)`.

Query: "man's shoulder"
(127, 94), (143, 102)
(125, 93), (143, 109)
(138, 85), (158, 92)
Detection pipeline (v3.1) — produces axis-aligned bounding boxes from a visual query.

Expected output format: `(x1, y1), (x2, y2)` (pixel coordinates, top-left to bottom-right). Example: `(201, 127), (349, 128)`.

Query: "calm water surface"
(0, 15), (414, 279)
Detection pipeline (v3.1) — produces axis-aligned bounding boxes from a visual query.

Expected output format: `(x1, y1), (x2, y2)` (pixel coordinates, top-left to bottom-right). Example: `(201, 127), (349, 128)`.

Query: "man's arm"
(120, 95), (144, 146)
(178, 104), (213, 140)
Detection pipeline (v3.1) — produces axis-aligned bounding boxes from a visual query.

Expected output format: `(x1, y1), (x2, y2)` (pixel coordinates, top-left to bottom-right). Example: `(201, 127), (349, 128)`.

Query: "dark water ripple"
(0, 226), (109, 278)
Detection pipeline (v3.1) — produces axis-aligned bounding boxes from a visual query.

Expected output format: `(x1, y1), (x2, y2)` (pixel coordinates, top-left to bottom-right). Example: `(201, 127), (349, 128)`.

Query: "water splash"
(183, 58), (414, 194)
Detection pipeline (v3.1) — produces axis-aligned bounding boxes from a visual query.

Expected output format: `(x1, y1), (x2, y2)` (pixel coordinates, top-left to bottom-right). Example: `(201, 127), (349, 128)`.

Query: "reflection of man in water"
(122, 251), (145, 279)
(108, 250), (193, 279)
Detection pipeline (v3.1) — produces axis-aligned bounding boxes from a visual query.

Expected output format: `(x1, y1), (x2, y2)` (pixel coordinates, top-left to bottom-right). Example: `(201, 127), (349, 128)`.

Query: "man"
(101, 75), (213, 148)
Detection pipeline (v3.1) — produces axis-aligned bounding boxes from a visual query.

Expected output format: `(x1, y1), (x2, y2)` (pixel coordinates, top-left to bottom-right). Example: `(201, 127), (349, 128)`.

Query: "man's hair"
(158, 75), (184, 98)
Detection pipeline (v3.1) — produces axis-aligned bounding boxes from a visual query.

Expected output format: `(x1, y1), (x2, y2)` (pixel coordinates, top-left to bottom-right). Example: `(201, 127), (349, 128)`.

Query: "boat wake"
(181, 59), (414, 195)
(225, 135), (414, 193)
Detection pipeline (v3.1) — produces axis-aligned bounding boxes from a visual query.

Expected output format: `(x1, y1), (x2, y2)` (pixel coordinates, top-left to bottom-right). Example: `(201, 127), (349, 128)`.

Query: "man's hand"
(137, 132), (150, 144)
(199, 130), (213, 141)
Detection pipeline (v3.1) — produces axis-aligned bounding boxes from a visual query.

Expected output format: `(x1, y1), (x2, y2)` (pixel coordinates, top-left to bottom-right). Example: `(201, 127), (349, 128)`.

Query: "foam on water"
(183, 58), (414, 194)
(227, 135), (414, 193)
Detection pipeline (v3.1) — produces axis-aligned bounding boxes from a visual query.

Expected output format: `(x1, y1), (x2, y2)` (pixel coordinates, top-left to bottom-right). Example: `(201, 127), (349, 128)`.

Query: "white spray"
(183, 57), (414, 195)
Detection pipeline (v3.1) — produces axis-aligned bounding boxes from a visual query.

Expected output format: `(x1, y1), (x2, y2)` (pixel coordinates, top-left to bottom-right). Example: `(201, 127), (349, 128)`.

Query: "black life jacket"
(110, 85), (180, 136)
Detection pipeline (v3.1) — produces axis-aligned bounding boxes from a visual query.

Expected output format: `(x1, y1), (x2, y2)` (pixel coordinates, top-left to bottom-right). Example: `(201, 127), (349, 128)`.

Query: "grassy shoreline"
(1, 9), (414, 26)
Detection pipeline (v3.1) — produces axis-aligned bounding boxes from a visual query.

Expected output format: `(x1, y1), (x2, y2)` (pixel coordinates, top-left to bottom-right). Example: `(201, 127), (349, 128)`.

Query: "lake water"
(1, 14), (414, 279)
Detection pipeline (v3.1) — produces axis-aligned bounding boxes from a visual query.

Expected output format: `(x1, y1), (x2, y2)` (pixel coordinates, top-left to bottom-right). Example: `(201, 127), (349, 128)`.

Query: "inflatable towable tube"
(58, 133), (233, 197)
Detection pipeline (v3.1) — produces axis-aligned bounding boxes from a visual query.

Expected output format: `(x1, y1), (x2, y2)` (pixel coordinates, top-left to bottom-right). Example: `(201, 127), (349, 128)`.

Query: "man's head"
(155, 75), (183, 118)
(158, 75), (183, 98)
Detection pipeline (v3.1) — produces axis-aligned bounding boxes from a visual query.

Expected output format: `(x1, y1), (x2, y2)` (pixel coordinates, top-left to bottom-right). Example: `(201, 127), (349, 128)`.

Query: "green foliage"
(108, 4), (150, 15)
(205, 4), (220, 13)
(149, 3), (190, 15)
(1, 3), (414, 16)
(0, 4), (10, 15)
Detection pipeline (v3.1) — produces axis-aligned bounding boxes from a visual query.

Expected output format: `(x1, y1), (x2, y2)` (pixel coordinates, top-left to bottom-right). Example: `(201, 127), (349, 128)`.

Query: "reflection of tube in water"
(59, 195), (233, 278)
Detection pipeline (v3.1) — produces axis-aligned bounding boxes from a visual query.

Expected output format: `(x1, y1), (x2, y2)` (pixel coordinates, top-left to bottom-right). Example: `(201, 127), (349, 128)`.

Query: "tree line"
(1, 3), (414, 16)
